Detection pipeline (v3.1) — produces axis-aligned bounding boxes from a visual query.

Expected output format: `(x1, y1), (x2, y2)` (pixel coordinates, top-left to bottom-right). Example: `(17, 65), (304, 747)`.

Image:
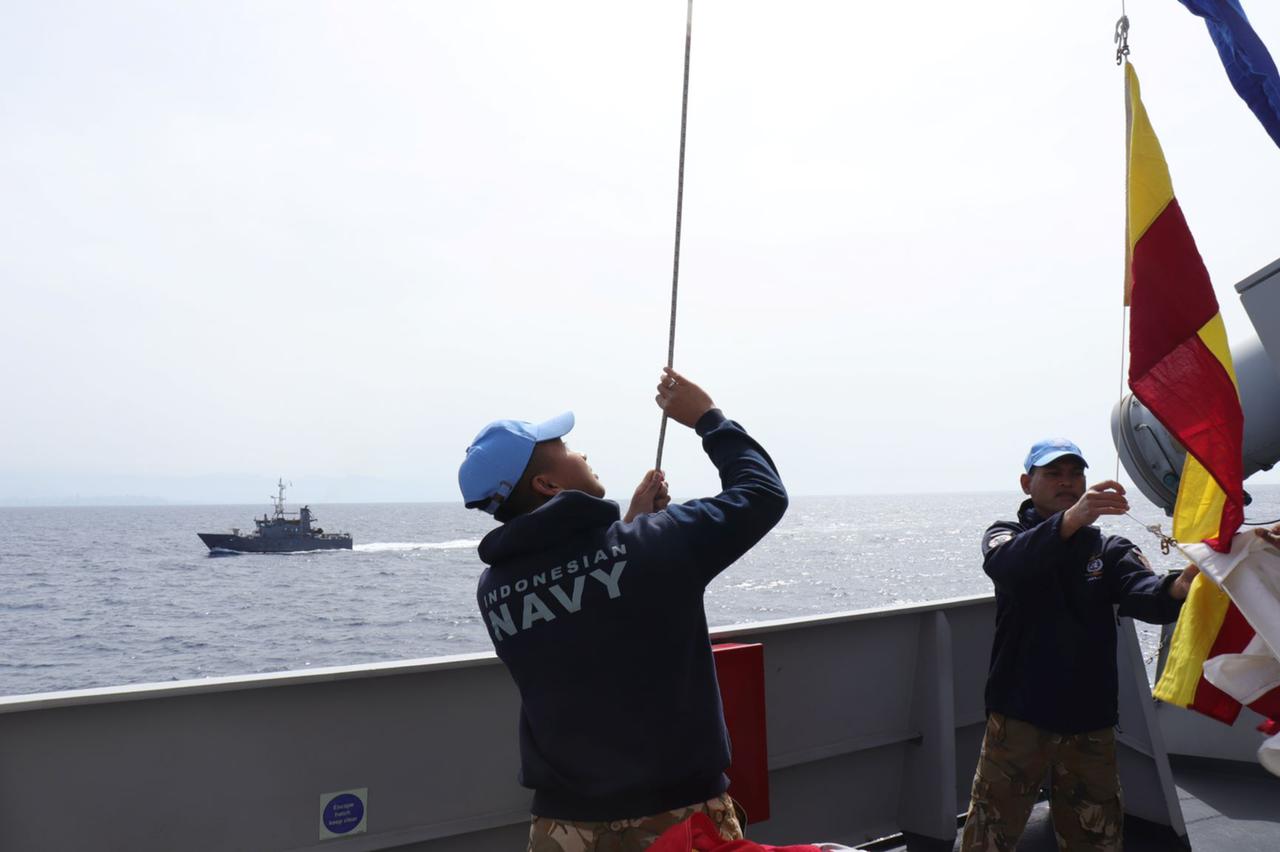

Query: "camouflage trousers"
(527, 792), (743, 852)
(960, 712), (1122, 852)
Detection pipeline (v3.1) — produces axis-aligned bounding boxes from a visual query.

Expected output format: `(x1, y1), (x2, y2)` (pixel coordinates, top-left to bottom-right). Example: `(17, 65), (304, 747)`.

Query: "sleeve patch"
(987, 531), (1014, 550)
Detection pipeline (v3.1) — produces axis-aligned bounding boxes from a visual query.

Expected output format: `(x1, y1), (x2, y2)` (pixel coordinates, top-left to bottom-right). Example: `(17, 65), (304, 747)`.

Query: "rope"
(1115, 14), (1132, 483)
(1115, 305), (1128, 483)
(1143, 625), (1169, 668)
(1123, 511), (1197, 562)
(655, 0), (694, 471)
(1113, 10), (1135, 506)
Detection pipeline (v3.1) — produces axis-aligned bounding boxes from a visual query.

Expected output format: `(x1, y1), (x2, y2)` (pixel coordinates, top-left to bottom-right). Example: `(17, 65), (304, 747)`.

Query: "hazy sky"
(4, 1), (1280, 507)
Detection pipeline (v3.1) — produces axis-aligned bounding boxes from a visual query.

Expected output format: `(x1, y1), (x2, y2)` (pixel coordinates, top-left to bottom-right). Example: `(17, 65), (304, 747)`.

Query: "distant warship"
(198, 479), (353, 553)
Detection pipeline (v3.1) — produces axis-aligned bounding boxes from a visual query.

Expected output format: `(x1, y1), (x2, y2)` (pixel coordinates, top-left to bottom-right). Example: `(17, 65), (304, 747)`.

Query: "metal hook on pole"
(1115, 15), (1131, 65)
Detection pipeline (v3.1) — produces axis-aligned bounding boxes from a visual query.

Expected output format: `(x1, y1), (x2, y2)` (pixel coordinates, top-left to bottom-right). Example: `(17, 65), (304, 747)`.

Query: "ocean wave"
(354, 540), (479, 553)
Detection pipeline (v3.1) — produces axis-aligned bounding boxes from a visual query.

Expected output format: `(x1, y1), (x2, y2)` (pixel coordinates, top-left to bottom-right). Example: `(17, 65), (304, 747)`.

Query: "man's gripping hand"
(1060, 480), (1129, 540)
(1255, 523), (1280, 549)
(624, 469), (670, 523)
(654, 367), (715, 428)
(1169, 561), (1199, 601)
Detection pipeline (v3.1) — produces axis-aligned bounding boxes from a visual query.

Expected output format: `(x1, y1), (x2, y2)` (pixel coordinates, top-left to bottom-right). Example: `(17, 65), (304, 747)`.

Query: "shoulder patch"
(987, 531), (1014, 549)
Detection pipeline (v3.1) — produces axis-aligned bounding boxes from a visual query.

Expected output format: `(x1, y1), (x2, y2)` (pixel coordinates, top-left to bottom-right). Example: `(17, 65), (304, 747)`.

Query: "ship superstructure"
(197, 478), (352, 553)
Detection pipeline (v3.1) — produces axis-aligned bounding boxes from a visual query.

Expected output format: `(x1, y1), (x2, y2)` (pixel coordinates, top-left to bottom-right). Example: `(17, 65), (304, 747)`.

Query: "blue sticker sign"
(319, 788), (367, 840)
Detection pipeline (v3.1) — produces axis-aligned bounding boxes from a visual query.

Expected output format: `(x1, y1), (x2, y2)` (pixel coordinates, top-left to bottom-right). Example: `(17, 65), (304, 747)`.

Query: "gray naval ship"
(197, 478), (352, 553)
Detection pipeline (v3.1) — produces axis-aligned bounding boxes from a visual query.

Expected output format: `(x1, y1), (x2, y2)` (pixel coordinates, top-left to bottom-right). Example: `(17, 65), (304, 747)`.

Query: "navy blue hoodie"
(475, 409), (787, 820)
(981, 499), (1184, 735)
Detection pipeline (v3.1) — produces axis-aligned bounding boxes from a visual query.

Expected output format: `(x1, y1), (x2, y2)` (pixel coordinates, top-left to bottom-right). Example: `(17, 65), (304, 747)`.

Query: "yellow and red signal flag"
(1124, 61), (1244, 553)
(1128, 61), (1251, 720)
(1153, 569), (1257, 721)
(1152, 537), (1280, 748)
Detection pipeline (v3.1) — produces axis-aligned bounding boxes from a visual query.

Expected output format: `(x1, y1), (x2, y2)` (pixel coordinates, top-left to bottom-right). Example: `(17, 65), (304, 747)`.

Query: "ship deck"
(869, 756), (1280, 851)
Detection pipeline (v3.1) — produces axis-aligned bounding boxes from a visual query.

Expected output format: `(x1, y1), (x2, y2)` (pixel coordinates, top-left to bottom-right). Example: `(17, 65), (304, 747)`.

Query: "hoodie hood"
(478, 491), (621, 565)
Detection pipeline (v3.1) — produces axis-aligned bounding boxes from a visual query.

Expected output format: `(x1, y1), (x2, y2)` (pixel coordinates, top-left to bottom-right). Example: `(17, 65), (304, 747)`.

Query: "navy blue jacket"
(475, 409), (787, 820)
(981, 499), (1184, 734)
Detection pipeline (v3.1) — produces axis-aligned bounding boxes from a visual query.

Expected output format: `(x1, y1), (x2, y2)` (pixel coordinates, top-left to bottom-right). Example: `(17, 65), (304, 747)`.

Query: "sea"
(6, 489), (1277, 698)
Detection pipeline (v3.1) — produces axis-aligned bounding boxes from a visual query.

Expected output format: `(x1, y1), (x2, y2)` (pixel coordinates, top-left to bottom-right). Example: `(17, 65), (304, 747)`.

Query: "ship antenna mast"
(274, 478), (286, 518)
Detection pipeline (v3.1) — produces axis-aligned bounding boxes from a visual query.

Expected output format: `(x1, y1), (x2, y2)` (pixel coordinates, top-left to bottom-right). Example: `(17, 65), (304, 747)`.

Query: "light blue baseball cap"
(459, 412), (575, 514)
(1024, 438), (1088, 473)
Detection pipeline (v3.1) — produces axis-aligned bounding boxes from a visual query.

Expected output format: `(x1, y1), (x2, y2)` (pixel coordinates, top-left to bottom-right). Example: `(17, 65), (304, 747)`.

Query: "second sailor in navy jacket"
(979, 450), (1196, 735)
(982, 499), (1183, 734)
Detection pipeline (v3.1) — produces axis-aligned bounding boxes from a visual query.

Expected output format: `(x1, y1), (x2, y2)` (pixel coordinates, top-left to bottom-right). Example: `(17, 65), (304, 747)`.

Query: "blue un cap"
(1024, 438), (1089, 473)
(459, 412), (575, 514)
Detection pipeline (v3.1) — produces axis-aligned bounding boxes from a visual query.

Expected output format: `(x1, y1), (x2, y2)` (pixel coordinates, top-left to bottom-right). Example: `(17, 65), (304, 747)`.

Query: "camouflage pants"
(527, 792), (743, 852)
(960, 712), (1122, 852)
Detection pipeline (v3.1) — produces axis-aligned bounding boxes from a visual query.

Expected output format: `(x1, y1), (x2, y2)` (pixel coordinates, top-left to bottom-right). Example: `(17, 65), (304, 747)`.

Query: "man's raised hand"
(1061, 481), (1129, 539)
(655, 367), (715, 428)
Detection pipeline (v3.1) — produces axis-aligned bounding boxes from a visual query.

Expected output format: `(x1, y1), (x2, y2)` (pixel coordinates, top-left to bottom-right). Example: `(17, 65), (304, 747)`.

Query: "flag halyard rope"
(656, 0), (695, 471)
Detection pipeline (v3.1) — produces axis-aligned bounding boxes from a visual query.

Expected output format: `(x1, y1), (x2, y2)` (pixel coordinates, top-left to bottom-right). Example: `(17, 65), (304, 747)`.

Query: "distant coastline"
(6, 482), (1280, 512)
(0, 490), (1021, 509)
(0, 495), (178, 508)
(0, 473), (435, 507)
